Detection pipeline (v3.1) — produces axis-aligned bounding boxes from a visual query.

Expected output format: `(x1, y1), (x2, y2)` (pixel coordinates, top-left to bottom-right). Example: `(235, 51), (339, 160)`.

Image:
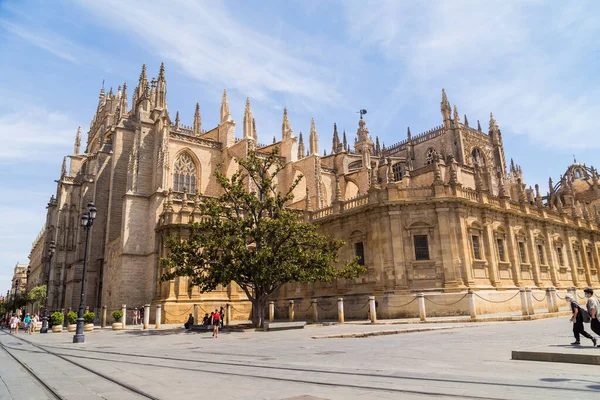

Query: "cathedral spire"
(407, 126), (412, 140)
(375, 136), (381, 155)
(137, 64), (148, 100)
(282, 107), (293, 140)
(477, 120), (482, 132)
(220, 89), (231, 124)
(298, 132), (305, 159)
(342, 130), (347, 152)
(243, 97), (253, 140)
(121, 82), (128, 113)
(252, 118), (257, 141)
(74, 126), (81, 155)
(61, 156), (67, 177)
(332, 123), (340, 154)
(175, 111), (180, 130)
(464, 114), (469, 127)
(309, 118), (318, 156)
(155, 62), (167, 109)
(489, 112), (500, 143)
(193, 103), (201, 135)
(453, 105), (461, 124)
(441, 88), (451, 124)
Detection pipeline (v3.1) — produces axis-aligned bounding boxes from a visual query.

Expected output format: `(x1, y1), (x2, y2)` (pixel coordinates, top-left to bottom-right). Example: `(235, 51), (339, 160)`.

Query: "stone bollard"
(468, 289), (477, 319)
(545, 288), (554, 313)
(369, 296), (377, 324)
(519, 289), (528, 316)
(288, 300), (295, 322)
(193, 303), (199, 325)
(269, 301), (275, 322)
(121, 304), (127, 328)
(337, 298), (344, 324)
(552, 287), (560, 312)
(311, 299), (318, 322)
(226, 303), (231, 326)
(101, 305), (107, 328)
(155, 304), (162, 329)
(526, 288), (535, 315)
(143, 304), (150, 329)
(417, 293), (426, 322)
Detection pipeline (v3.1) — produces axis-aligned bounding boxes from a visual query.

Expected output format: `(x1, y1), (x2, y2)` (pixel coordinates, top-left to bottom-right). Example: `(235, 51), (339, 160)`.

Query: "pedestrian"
(9, 315), (17, 334)
(132, 308), (138, 325)
(212, 308), (220, 338)
(23, 313), (31, 334)
(202, 313), (210, 325)
(584, 288), (600, 340)
(139, 306), (144, 324)
(566, 293), (596, 346)
(14, 315), (21, 334)
(31, 314), (39, 333)
(219, 306), (225, 328)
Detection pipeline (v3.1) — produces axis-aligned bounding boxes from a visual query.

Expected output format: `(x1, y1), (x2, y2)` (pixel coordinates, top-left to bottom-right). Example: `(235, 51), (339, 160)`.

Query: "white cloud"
(0, 98), (76, 162)
(77, 0), (343, 106)
(342, 0), (600, 149)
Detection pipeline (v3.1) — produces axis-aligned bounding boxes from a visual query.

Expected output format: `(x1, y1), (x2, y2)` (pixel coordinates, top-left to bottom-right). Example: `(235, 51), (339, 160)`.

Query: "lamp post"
(13, 280), (19, 314)
(26, 266), (30, 314)
(40, 240), (56, 333)
(73, 201), (96, 344)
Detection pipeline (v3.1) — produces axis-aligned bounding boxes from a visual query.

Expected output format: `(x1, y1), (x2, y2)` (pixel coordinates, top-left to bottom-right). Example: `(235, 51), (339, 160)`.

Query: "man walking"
(584, 287), (600, 341)
(566, 293), (596, 346)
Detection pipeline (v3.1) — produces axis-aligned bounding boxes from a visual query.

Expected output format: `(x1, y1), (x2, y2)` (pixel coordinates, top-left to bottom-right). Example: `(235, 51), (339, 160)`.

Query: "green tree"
(161, 150), (365, 327)
(27, 285), (47, 310)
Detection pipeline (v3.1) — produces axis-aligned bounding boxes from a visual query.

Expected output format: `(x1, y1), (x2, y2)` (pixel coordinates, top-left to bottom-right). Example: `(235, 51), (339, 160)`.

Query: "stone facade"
(31, 64), (600, 322)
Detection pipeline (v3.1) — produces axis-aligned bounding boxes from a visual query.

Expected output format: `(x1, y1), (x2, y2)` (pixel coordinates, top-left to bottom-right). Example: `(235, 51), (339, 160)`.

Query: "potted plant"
(84, 312), (95, 332)
(51, 312), (64, 333)
(67, 311), (77, 332)
(112, 310), (123, 330)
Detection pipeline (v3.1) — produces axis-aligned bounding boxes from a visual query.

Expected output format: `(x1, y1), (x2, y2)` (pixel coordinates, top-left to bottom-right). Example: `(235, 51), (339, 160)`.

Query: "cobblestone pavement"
(1, 317), (598, 399)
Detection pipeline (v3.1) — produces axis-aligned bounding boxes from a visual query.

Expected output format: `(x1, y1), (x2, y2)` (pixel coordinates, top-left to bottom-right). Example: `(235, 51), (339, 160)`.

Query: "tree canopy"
(161, 150), (365, 326)
(27, 285), (47, 306)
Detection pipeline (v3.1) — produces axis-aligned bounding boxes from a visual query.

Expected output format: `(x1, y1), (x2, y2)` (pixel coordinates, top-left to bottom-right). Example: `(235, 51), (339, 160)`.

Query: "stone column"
(155, 304), (162, 329)
(436, 207), (464, 288)
(225, 303), (231, 326)
(506, 224), (523, 287)
(337, 298), (344, 323)
(526, 225), (542, 288)
(418, 293), (426, 322)
(519, 289), (528, 316)
(101, 305), (107, 328)
(565, 234), (580, 287)
(121, 304), (126, 328)
(288, 300), (294, 322)
(525, 287), (535, 315)
(193, 303), (199, 325)
(369, 296), (377, 323)
(311, 299), (318, 322)
(543, 226), (560, 287)
(468, 289), (477, 319)
(552, 287), (561, 312)
(456, 209), (475, 286)
(143, 304), (150, 329)
(483, 217), (500, 287)
(388, 210), (409, 289)
(269, 301), (274, 322)
(578, 233), (593, 286)
(545, 288), (554, 313)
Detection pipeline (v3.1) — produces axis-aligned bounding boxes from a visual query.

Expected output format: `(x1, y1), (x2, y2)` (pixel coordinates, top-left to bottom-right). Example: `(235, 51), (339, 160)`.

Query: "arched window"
(173, 153), (197, 193)
(425, 148), (436, 165)
(471, 148), (486, 167)
(575, 169), (582, 179)
(392, 163), (402, 181)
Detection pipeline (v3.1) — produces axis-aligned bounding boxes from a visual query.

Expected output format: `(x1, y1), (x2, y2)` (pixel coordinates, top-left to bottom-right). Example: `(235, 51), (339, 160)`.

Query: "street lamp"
(73, 201), (97, 344)
(13, 279), (19, 314)
(40, 240), (56, 333)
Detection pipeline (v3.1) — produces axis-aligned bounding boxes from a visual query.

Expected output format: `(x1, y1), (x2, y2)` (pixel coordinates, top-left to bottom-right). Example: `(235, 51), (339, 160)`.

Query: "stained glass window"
(173, 153), (197, 193)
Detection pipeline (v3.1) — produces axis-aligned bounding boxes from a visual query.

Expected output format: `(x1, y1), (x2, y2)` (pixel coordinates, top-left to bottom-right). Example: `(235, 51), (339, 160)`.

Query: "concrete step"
(512, 344), (600, 365)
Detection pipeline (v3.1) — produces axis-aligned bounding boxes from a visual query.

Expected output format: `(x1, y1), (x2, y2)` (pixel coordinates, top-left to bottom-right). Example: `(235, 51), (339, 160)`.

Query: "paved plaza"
(1, 317), (599, 400)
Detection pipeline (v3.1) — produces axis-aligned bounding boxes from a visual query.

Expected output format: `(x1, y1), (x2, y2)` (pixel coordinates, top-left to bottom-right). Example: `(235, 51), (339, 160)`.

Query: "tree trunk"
(251, 295), (267, 328)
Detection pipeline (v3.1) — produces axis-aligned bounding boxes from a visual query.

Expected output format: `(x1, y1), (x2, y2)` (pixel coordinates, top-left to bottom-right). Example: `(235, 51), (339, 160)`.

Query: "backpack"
(579, 306), (591, 323)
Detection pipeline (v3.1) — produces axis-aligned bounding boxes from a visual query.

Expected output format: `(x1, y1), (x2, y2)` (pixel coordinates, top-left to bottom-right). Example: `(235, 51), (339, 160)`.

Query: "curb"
(311, 324), (474, 339)
(512, 350), (600, 365)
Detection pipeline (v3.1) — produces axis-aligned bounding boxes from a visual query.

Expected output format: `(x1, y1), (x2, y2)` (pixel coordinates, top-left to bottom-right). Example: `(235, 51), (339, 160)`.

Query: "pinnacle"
(158, 62), (165, 80)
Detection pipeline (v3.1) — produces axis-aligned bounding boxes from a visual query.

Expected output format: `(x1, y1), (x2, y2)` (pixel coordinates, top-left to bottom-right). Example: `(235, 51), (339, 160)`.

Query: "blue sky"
(0, 0), (598, 295)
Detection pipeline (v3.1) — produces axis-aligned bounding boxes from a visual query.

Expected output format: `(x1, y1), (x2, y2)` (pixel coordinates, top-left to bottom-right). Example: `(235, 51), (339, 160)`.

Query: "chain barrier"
(164, 306), (193, 317)
(386, 296), (418, 308)
(474, 291), (520, 304)
(345, 300), (370, 311)
(229, 304), (246, 313)
(577, 292), (586, 300)
(317, 302), (338, 312)
(299, 303), (313, 313)
(424, 293), (468, 307)
(555, 292), (566, 300)
(531, 292), (546, 302)
(273, 304), (288, 314)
